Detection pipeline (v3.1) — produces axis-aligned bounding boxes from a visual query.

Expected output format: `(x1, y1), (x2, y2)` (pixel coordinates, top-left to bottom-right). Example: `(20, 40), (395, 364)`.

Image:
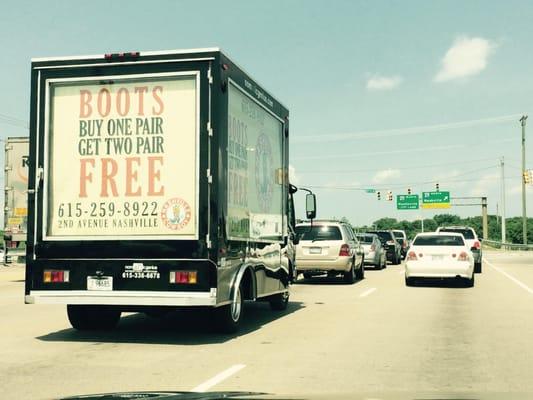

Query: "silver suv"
(295, 221), (364, 284)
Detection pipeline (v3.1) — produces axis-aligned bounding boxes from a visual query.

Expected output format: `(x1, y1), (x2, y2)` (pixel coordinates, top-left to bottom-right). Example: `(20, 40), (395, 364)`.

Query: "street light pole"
(520, 115), (528, 244)
(500, 157), (506, 243)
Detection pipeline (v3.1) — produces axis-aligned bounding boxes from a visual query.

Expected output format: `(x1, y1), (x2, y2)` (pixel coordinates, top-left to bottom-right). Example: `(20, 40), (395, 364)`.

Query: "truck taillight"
(339, 244), (350, 257)
(370, 244), (376, 251)
(458, 252), (468, 261)
(170, 271), (197, 284)
(406, 251), (417, 261)
(43, 270), (69, 283)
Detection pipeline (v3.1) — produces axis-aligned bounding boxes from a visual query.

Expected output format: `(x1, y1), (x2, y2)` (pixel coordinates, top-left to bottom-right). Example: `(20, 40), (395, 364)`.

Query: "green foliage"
(354, 214), (533, 243)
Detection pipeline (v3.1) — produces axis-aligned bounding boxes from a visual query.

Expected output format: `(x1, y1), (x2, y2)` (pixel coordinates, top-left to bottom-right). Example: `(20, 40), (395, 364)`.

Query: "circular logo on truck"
(161, 198), (191, 230)
(255, 133), (273, 212)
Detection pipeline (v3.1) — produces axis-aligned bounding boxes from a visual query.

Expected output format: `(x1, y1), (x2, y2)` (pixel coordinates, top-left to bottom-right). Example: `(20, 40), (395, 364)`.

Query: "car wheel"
(466, 273), (475, 287)
(382, 255), (387, 269)
(269, 291), (289, 311)
(343, 262), (356, 284)
(394, 253), (400, 265)
(405, 277), (415, 287)
(213, 283), (244, 333)
(474, 261), (482, 274)
(67, 305), (121, 331)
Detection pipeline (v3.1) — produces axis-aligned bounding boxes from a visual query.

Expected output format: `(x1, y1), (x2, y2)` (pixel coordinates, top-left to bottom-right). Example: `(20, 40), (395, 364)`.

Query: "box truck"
(4, 137), (29, 264)
(25, 48), (315, 332)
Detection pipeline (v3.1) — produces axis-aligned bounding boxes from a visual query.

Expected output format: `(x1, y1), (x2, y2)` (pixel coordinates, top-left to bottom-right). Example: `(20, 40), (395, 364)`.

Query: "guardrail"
(482, 239), (533, 251)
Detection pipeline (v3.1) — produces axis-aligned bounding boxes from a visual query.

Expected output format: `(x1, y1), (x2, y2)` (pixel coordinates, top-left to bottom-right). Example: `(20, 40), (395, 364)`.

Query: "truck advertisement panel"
(227, 81), (284, 241)
(4, 137), (29, 236)
(44, 73), (198, 240)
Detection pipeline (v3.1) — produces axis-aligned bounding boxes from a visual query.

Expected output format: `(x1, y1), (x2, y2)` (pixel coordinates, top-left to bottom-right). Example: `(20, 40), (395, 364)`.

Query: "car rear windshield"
(368, 231), (393, 242)
(439, 228), (475, 239)
(413, 235), (465, 246)
(296, 225), (342, 241)
(357, 235), (374, 244)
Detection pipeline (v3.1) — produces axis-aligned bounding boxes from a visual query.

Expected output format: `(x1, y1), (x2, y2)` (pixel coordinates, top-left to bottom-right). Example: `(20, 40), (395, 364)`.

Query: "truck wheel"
(474, 261), (482, 274)
(213, 284), (243, 333)
(405, 277), (415, 287)
(269, 291), (289, 311)
(67, 305), (121, 331)
(343, 262), (356, 284)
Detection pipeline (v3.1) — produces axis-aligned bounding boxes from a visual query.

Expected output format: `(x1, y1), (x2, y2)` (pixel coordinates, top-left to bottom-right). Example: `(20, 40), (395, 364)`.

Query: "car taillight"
(339, 244), (350, 256)
(458, 252), (468, 261)
(43, 269), (70, 283)
(370, 244), (376, 251)
(473, 241), (481, 249)
(406, 251), (417, 261)
(169, 271), (197, 284)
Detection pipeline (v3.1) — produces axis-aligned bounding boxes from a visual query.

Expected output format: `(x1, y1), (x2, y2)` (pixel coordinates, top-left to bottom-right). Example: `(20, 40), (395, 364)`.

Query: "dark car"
(392, 229), (408, 259)
(366, 230), (402, 265)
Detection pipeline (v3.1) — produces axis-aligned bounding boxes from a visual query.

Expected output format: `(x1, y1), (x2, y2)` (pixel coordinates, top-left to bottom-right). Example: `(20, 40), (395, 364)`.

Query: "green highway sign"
(421, 191), (450, 209)
(396, 194), (419, 210)
(365, 188), (376, 193)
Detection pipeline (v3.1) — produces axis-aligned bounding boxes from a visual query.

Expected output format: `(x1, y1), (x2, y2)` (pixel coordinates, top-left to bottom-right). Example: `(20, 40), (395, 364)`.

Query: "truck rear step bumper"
(26, 289), (218, 306)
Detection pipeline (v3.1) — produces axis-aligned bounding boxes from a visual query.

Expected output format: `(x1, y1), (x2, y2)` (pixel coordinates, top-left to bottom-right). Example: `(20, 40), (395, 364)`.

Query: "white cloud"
(373, 168), (401, 183)
(288, 164), (300, 185)
(366, 75), (403, 91)
(435, 36), (497, 82)
(469, 172), (499, 197)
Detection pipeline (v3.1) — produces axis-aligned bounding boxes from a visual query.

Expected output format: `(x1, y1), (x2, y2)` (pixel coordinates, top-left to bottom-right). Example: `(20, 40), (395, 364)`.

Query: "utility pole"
(520, 115), (528, 244)
(482, 197), (488, 240)
(500, 157), (506, 243)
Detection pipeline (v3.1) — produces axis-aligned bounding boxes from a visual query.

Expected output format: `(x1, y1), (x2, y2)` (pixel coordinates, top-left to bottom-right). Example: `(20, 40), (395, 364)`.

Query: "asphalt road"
(1, 249), (532, 399)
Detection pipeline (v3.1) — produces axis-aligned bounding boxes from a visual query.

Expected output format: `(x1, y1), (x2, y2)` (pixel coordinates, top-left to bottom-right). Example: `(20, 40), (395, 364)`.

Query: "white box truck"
(4, 137), (29, 264)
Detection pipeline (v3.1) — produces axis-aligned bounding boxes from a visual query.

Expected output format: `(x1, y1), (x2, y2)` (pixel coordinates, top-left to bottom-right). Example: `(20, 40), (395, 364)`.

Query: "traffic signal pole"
(520, 115), (528, 244)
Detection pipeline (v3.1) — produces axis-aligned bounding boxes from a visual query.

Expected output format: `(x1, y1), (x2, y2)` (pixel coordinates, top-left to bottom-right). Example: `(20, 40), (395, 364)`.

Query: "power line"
(293, 113), (523, 144)
(0, 113), (29, 129)
(296, 157), (498, 175)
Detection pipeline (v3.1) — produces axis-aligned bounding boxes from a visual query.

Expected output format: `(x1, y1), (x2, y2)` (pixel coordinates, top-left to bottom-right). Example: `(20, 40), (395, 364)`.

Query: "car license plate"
(309, 247), (322, 254)
(432, 255), (445, 261)
(87, 276), (113, 291)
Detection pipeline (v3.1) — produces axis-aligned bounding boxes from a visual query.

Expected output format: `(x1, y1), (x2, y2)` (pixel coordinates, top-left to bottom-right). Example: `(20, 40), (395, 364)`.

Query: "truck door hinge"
(207, 121), (213, 137)
(207, 68), (213, 85)
(206, 169), (212, 184)
(206, 234), (212, 249)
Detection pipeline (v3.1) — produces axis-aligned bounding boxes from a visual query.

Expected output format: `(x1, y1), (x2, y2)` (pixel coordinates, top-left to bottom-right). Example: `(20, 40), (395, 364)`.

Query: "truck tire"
(269, 291), (289, 311)
(303, 273), (313, 279)
(343, 262), (356, 284)
(213, 284), (244, 334)
(474, 261), (482, 274)
(67, 305), (121, 331)
(405, 277), (415, 287)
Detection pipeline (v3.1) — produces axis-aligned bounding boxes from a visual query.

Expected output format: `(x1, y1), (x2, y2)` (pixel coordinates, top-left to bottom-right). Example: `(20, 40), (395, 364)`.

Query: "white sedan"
(405, 232), (475, 287)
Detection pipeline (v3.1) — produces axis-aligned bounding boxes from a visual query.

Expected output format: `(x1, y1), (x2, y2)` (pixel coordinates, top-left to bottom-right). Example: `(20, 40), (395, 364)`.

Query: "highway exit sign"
(421, 191), (451, 209)
(397, 194), (419, 210)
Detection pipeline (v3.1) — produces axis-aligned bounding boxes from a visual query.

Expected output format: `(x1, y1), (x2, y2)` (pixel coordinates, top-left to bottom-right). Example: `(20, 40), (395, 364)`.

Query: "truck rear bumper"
(25, 289), (218, 306)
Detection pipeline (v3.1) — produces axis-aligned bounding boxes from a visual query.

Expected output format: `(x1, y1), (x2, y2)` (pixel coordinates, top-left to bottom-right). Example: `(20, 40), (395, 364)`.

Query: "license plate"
(309, 247), (322, 254)
(87, 276), (113, 291)
(432, 255), (445, 261)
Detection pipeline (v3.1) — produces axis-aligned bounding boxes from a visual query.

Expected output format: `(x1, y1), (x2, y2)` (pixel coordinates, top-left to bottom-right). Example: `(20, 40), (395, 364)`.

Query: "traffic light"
(524, 170), (531, 184)
(436, 182), (440, 191)
(377, 191), (381, 200)
(387, 191), (393, 201)
(407, 188), (412, 195)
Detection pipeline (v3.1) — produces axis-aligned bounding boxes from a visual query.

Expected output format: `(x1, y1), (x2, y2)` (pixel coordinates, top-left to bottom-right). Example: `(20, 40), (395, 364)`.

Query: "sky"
(1, 0), (533, 226)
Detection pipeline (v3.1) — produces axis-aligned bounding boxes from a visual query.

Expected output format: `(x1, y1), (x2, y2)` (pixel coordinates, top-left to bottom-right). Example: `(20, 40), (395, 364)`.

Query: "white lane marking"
(485, 258), (533, 295)
(191, 364), (246, 392)
(359, 287), (377, 298)
(398, 269), (405, 275)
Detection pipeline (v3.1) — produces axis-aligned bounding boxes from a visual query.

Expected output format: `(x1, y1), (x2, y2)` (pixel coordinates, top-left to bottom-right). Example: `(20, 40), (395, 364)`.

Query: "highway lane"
(0, 252), (532, 399)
